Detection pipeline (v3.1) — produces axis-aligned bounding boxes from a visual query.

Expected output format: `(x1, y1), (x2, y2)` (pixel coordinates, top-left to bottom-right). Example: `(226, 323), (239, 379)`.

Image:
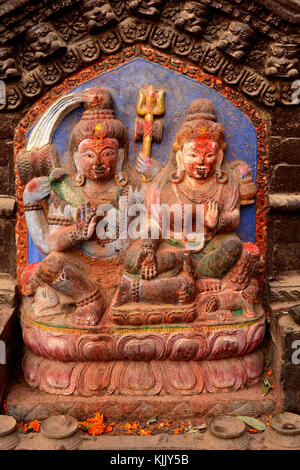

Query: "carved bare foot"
(196, 278), (222, 293)
(204, 297), (220, 313)
(21, 263), (42, 296)
(72, 301), (103, 326)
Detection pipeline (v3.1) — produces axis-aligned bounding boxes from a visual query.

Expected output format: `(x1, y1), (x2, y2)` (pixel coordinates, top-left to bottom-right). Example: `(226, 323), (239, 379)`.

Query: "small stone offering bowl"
(266, 412), (300, 449)
(0, 415), (20, 450)
(38, 415), (82, 450)
(204, 416), (249, 450)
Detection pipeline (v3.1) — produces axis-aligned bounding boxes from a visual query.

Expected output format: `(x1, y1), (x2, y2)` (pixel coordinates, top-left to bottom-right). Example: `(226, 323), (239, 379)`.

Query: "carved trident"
(134, 84), (165, 178)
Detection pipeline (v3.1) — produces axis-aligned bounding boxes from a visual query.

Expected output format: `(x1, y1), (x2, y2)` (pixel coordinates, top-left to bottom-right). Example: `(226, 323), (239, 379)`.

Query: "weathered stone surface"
(0, 196), (16, 218)
(269, 137), (300, 166)
(0, 274), (17, 307)
(268, 196), (300, 214)
(256, 0), (300, 23)
(270, 243), (300, 274)
(269, 303), (300, 414)
(12, 425), (300, 450)
(0, 220), (16, 276)
(6, 383), (277, 422)
(271, 107), (300, 138)
(266, 217), (300, 269)
(0, 142), (13, 167)
(289, 304), (300, 325)
(270, 165), (300, 193)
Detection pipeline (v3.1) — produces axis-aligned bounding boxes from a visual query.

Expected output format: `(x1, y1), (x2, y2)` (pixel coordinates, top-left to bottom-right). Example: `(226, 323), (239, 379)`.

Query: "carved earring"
(73, 172), (85, 187)
(170, 170), (185, 184)
(216, 169), (228, 184)
(115, 171), (129, 187)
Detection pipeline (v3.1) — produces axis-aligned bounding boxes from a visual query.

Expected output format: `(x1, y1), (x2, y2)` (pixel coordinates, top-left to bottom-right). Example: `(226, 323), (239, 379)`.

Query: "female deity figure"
(113, 98), (262, 321)
(18, 87), (139, 326)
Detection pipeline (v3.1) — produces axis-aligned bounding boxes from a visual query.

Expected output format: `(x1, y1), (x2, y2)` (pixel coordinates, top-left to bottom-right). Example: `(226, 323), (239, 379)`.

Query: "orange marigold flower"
(125, 421), (140, 430)
(88, 423), (105, 436)
(78, 413), (112, 435)
(174, 428), (183, 435)
(22, 420), (41, 432)
(266, 370), (273, 376)
(248, 428), (259, 433)
(138, 429), (152, 436)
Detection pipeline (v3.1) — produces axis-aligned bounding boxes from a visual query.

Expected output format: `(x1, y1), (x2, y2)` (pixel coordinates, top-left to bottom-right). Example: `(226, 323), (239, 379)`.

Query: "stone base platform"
(6, 383), (278, 422)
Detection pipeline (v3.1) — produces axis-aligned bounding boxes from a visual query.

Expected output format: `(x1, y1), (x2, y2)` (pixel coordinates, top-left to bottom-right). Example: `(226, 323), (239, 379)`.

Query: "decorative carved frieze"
(217, 21), (256, 61)
(202, 47), (227, 74)
(175, 1), (211, 35)
(52, 8), (87, 42)
(0, 46), (20, 80)
(0, 0), (298, 109)
(82, 0), (117, 33)
(75, 38), (102, 63)
(25, 22), (66, 62)
(128, 0), (165, 19)
(172, 32), (194, 56)
(55, 47), (81, 74)
(265, 43), (299, 78)
(19, 71), (43, 99)
(151, 25), (175, 50)
(119, 18), (153, 44)
(188, 41), (207, 64)
(38, 63), (62, 87)
(98, 29), (122, 53)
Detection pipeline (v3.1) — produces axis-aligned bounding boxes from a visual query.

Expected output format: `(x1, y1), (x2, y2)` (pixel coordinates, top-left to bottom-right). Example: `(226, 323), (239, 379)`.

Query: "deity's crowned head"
(68, 87), (128, 183)
(173, 98), (226, 181)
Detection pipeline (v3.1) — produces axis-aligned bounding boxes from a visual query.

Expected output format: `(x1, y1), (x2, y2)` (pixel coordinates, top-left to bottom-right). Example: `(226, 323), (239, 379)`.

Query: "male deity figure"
(114, 98), (262, 320)
(19, 87), (138, 326)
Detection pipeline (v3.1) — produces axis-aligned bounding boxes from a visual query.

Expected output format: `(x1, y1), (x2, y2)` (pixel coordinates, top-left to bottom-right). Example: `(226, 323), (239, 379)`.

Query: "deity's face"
(179, 138), (219, 180)
(77, 137), (119, 182)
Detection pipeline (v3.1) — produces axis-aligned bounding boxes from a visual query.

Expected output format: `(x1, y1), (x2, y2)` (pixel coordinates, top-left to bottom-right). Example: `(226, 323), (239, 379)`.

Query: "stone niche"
(0, 0), (299, 421)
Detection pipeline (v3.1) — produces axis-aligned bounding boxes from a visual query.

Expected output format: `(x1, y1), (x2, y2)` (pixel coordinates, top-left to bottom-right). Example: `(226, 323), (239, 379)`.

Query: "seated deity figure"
(112, 98), (262, 323)
(18, 87), (138, 326)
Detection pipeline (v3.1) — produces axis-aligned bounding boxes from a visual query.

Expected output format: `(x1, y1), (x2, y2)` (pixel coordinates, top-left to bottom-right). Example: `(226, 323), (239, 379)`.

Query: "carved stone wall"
(0, 0), (299, 412)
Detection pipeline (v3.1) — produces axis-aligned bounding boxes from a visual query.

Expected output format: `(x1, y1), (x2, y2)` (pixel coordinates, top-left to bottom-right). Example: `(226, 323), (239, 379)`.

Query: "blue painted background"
(27, 58), (257, 264)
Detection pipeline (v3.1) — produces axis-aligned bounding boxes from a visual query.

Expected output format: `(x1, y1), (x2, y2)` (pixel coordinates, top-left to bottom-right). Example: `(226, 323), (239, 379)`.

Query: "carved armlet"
(47, 215), (73, 226)
(24, 202), (43, 212)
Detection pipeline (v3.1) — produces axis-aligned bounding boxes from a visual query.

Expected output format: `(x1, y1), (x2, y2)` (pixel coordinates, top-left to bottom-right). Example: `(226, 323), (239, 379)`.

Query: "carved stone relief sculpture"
(16, 71), (265, 399)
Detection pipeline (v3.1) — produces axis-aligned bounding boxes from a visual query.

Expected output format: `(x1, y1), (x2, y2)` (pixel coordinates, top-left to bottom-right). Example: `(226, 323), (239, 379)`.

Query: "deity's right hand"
(75, 202), (97, 241)
(23, 176), (51, 205)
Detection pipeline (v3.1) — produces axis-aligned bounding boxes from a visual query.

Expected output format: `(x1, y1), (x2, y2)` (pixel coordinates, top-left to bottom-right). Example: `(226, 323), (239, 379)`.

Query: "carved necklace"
(176, 178), (219, 204)
(81, 184), (120, 207)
